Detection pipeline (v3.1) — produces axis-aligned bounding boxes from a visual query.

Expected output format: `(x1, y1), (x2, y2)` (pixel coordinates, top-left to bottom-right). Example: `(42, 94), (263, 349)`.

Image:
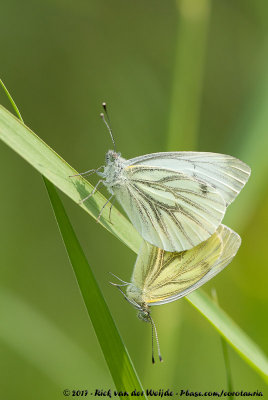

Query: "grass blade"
(0, 104), (140, 253)
(44, 178), (144, 393)
(0, 104), (267, 379)
(212, 289), (234, 399)
(0, 79), (23, 121)
(187, 290), (268, 381)
(0, 81), (144, 393)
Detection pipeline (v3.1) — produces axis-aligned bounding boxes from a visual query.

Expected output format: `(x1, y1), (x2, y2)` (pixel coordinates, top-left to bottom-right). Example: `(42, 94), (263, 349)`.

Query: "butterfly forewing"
(114, 165), (226, 252)
(126, 152), (251, 206)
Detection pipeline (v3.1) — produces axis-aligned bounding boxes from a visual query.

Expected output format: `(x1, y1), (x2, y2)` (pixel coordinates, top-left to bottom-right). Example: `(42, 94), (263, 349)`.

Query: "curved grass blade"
(0, 81), (144, 393)
(0, 79), (23, 121)
(0, 104), (140, 253)
(187, 290), (268, 382)
(44, 178), (144, 393)
(0, 104), (267, 380)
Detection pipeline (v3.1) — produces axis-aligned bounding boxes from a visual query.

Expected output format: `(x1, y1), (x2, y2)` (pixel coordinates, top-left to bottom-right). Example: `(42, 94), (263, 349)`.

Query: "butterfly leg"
(96, 194), (114, 224)
(79, 180), (104, 204)
(69, 165), (104, 178)
(108, 196), (116, 224)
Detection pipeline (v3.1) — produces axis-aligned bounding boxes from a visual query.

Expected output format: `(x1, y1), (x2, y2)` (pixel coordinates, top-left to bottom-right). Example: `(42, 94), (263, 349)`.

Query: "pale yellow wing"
(130, 225), (241, 305)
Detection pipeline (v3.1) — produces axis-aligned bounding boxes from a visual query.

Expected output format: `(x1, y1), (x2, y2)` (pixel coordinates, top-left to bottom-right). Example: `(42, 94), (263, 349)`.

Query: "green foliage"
(1, 1), (268, 397)
(0, 105), (267, 380)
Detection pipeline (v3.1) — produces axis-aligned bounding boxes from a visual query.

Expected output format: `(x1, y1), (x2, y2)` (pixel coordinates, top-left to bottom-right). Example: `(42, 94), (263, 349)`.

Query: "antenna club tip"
(152, 357), (155, 364)
(100, 112), (104, 118)
(102, 102), (107, 107)
(159, 356), (163, 362)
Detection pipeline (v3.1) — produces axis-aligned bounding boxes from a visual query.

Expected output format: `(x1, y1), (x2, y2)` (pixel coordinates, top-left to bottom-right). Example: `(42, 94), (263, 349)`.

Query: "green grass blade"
(0, 81), (144, 393)
(0, 79), (24, 122)
(221, 339), (234, 399)
(44, 178), (145, 393)
(0, 104), (267, 379)
(187, 290), (268, 381)
(212, 289), (234, 399)
(0, 104), (140, 253)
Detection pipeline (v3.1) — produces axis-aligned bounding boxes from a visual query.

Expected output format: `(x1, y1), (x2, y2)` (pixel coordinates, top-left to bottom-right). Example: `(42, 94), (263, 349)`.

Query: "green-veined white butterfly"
(72, 103), (250, 252)
(111, 224), (241, 362)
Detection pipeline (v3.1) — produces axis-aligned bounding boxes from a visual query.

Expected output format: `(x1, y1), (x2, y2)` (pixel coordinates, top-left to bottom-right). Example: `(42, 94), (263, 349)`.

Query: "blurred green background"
(0, 0), (267, 399)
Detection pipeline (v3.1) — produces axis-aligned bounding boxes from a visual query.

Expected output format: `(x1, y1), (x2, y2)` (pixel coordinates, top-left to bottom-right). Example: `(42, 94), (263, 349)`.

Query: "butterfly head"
(105, 150), (121, 165)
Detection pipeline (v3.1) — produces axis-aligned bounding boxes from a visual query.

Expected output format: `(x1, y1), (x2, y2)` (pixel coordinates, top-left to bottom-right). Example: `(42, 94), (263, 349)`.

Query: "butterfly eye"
(105, 150), (114, 163)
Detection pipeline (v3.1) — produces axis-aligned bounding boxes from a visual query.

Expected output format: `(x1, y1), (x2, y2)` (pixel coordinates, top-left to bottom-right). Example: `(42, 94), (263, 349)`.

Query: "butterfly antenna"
(109, 272), (130, 285)
(149, 315), (163, 363)
(101, 102), (117, 152)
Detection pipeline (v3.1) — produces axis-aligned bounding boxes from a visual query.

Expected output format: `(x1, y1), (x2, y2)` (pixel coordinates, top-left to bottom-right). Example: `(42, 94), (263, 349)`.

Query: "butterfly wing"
(113, 165), (226, 252)
(129, 225), (241, 306)
(126, 152), (251, 206)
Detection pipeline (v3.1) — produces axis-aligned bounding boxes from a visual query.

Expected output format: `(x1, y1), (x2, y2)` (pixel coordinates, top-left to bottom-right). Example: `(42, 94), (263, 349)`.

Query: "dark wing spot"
(200, 183), (208, 195)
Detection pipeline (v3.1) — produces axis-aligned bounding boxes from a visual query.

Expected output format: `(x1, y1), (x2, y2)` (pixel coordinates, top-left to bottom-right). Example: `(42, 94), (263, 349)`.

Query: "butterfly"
(72, 103), (250, 252)
(111, 224), (241, 362)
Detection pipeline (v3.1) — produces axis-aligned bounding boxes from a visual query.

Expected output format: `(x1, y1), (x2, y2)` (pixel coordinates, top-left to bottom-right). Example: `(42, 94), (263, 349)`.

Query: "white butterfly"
(111, 224), (241, 362)
(73, 104), (250, 252)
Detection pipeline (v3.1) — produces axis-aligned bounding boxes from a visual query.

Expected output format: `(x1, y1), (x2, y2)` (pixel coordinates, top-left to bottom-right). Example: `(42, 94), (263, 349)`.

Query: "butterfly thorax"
(102, 150), (126, 192)
(126, 283), (143, 304)
(126, 283), (150, 322)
